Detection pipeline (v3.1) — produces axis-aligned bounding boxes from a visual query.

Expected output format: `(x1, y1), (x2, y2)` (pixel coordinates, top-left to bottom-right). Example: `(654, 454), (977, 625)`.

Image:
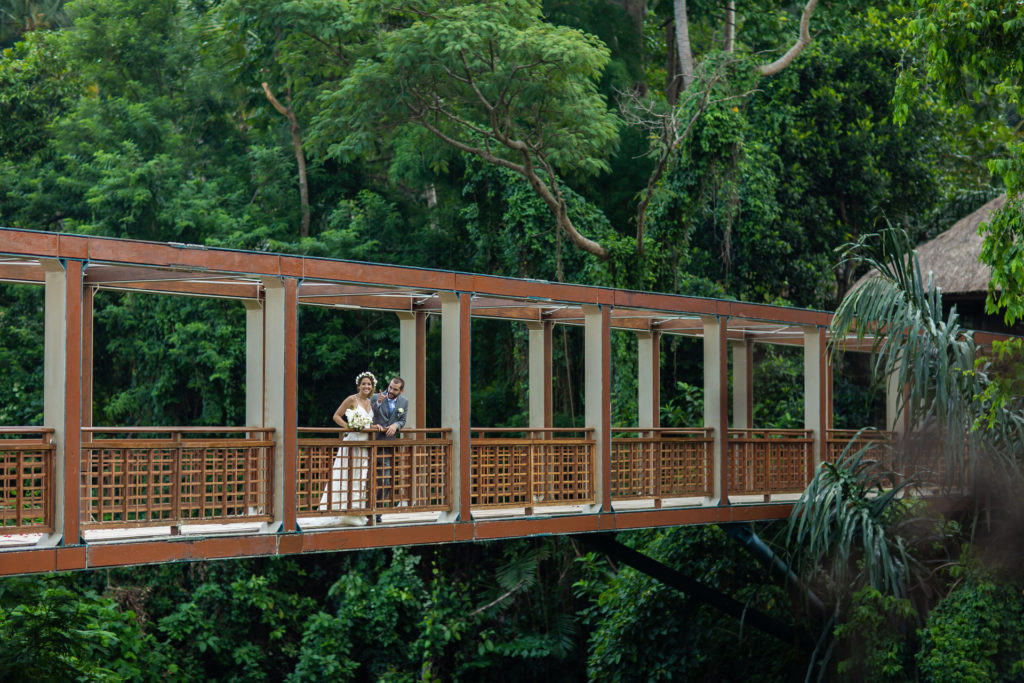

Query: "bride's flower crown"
(355, 370), (377, 387)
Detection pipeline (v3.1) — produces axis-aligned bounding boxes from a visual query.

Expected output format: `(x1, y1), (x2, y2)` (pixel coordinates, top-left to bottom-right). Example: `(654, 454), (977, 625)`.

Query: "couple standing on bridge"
(318, 371), (408, 525)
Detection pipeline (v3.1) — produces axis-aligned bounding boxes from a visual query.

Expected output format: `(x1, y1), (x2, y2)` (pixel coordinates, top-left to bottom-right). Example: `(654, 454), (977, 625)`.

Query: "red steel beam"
(457, 294), (472, 521)
(281, 278), (299, 532)
(0, 229), (836, 329)
(0, 502), (794, 576)
(718, 317), (730, 506)
(63, 260), (84, 545)
(0, 261), (45, 283)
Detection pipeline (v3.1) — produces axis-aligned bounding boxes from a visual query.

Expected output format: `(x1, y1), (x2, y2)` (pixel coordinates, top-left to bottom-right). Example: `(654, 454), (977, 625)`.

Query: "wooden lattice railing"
(470, 428), (594, 508)
(825, 429), (893, 465)
(81, 428), (274, 528)
(297, 428), (451, 516)
(727, 429), (813, 495)
(610, 428), (713, 501)
(1, 427), (54, 532)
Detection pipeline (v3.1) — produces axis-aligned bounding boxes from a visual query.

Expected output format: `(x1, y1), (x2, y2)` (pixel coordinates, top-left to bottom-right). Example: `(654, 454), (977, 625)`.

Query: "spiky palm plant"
(830, 227), (1024, 486)
(787, 435), (910, 600)
(787, 228), (1024, 679)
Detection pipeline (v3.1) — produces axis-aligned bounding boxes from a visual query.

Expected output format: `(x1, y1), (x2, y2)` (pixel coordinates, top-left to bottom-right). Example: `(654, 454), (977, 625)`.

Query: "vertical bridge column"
(583, 304), (611, 513)
(525, 320), (552, 516)
(244, 300), (264, 429)
(526, 321), (553, 429)
(703, 316), (729, 505)
(43, 258), (83, 548)
(439, 292), (470, 522)
(637, 329), (660, 430)
(731, 340), (752, 429)
(397, 311), (426, 429)
(804, 326), (827, 482)
(261, 277), (298, 533)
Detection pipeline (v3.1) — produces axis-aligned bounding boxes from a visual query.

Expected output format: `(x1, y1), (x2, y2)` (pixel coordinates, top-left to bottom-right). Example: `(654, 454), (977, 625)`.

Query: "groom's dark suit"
(371, 392), (408, 512)
(372, 393), (408, 439)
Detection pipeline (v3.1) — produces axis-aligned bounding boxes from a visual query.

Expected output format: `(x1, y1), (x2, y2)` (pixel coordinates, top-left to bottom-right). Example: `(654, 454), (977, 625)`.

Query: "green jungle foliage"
(1, 0), (1022, 680)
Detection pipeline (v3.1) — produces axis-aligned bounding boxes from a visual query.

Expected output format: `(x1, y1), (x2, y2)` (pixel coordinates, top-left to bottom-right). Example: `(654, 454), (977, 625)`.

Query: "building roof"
(915, 194), (1006, 296)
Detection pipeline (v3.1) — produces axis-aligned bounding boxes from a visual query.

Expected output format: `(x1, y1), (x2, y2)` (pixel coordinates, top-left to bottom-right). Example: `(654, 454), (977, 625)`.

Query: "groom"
(372, 377), (408, 439)
(372, 377), (408, 517)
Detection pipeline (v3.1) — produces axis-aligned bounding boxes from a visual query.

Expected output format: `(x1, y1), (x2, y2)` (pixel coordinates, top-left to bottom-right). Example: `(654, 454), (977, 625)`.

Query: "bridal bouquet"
(345, 408), (372, 430)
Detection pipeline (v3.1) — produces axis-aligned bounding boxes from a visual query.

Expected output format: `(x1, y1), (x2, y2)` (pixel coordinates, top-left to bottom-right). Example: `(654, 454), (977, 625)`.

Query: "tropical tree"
(894, 0), (1024, 326)
(0, 0), (69, 46)
(787, 227), (1024, 677)
(830, 228), (1024, 482)
(309, 0), (622, 259)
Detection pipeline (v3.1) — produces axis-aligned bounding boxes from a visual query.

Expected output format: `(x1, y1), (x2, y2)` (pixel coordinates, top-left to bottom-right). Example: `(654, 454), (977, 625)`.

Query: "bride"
(319, 370), (377, 525)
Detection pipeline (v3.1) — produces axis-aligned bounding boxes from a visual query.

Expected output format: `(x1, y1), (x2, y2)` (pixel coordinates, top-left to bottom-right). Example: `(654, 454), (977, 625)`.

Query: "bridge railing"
(80, 428), (274, 528)
(727, 428), (813, 496)
(297, 428), (451, 517)
(470, 428), (595, 508)
(824, 429), (893, 465)
(1, 427), (54, 533)
(610, 428), (714, 502)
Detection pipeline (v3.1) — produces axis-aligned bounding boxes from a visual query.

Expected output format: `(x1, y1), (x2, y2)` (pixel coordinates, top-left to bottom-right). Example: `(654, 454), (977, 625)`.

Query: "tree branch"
(627, 55), (749, 254)
(418, 108), (608, 258)
(758, 0), (818, 76)
(262, 81), (310, 237)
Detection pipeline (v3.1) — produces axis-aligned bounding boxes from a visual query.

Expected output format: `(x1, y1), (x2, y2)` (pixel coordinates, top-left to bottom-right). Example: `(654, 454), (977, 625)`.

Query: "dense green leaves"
(895, 0), (1024, 325)
(2, 1), (1024, 679)
(917, 571), (1024, 681)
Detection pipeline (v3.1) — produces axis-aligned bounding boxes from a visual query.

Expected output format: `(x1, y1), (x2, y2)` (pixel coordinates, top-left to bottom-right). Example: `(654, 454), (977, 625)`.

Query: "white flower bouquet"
(345, 408), (372, 430)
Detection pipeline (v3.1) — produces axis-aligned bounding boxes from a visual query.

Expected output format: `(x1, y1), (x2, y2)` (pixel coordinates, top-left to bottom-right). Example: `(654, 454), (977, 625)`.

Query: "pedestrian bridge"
(0, 228), (979, 576)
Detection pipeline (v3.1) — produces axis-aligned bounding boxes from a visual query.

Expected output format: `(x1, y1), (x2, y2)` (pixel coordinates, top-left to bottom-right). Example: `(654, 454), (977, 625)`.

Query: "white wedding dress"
(319, 404), (372, 525)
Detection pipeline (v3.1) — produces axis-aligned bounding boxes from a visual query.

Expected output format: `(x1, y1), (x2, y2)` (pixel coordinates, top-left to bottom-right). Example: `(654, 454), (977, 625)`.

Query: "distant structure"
(911, 195), (1020, 334)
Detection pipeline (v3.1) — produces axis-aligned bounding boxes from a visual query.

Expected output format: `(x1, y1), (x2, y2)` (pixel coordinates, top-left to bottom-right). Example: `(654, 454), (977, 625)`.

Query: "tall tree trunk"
(666, 20), (682, 104)
(262, 82), (311, 238)
(674, 0), (694, 91)
(723, 1), (735, 52)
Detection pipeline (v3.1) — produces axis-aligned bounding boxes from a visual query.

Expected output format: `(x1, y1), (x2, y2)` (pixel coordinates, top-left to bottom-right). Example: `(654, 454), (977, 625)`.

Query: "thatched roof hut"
(914, 195), (1020, 333)
(914, 194), (1005, 296)
(850, 195), (1018, 333)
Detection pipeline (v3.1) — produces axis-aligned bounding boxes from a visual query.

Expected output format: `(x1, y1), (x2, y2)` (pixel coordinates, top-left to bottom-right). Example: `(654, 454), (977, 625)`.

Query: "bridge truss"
(0, 228), (973, 575)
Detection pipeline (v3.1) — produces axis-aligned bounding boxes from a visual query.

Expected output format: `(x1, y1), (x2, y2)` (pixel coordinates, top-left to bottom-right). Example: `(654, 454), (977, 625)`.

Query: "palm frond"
(830, 227), (1021, 483)
(787, 433), (910, 599)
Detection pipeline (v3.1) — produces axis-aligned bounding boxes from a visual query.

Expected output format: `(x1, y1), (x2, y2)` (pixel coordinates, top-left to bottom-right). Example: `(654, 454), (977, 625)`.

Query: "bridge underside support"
(574, 532), (812, 652)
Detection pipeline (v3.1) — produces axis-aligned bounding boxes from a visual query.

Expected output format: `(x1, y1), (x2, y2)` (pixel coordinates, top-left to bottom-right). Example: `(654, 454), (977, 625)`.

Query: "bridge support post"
(82, 286), (94, 442)
(703, 316), (728, 505)
(526, 321), (553, 430)
(731, 340), (752, 429)
(262, 277), (298, 533)
(637, 329), (660, 430)
(439, 292), (471, 522)
(43, 258), (83, 547)
(244, 300), (264, 429)
(804, 326), (827, 480)
(583, 304), (611, 513)
(397, 311), (426, 429)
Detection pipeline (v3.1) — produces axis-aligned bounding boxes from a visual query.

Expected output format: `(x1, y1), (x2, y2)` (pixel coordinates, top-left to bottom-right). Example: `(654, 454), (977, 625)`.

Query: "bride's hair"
(355, 370), (377, 387)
